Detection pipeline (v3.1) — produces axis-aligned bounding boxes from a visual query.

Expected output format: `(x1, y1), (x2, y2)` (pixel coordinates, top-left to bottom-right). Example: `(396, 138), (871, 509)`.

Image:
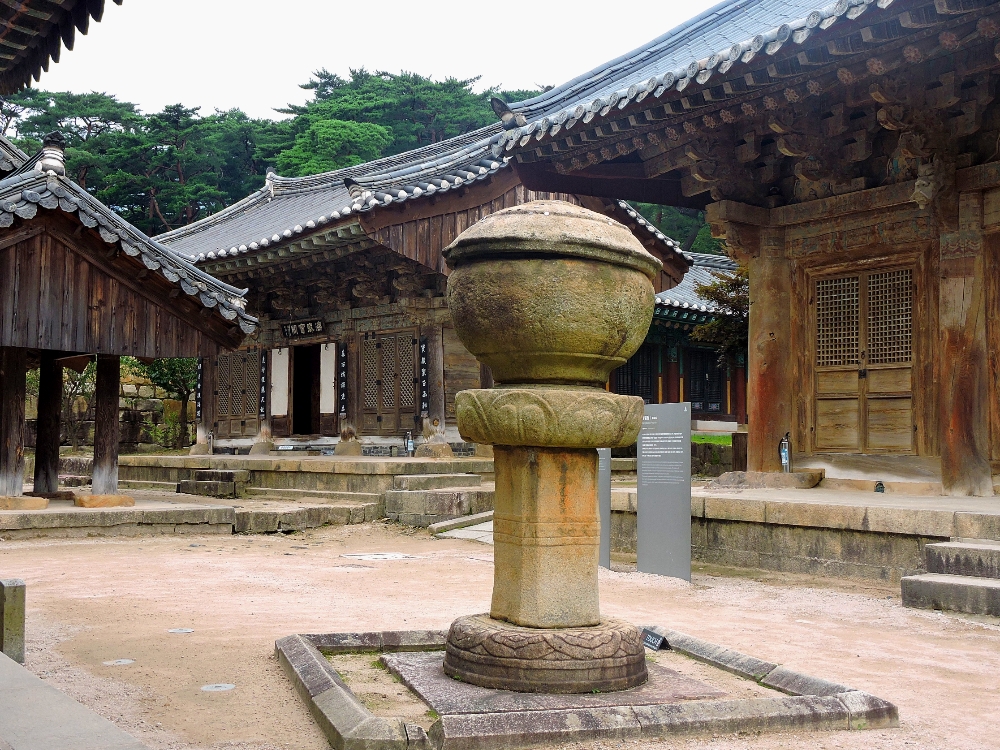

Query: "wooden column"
(425, 324), (447, 434)
(746, 226), (792, 472)
(33, 352), (63, 494)
(733, 356), (748, 426)
(939, 192), (993, 496)
(192, 356), (216, 455)
(665, 344), (681, 403)
(91, 354), (120, 496)
(0, 347), (26, 497)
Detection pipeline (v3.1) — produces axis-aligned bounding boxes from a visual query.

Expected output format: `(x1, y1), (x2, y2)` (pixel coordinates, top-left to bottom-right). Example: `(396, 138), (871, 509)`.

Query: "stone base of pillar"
(25, 491), (75, 501)
(334, 439), (363, 456)
(443, 614), (647, 693)
(248, 441), (274, 455)
(74, 495), (135, 508)
(414, 441), (454, 458)
(0, 496), (48, 510)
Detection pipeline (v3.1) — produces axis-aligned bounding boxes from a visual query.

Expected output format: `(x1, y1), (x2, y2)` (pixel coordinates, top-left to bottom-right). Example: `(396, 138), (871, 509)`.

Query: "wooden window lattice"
(382, 338), (397, 410)
(362, 339), (378, 410)
(616, 344), (655, 403)
(816, 276), (860, 367)
(688, 349), (724, 411)
(217, 354), (232, 416)
(398, 336), (415, 409)
(867, 269), (912, 364)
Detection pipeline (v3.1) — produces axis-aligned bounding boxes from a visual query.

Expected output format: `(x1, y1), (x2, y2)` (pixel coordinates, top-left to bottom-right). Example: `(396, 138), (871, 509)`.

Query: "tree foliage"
(628, 202), (724, 255)
(0, 73), (540, 234)
(133, 358), (198, 448)
(690, 266), (749, 366)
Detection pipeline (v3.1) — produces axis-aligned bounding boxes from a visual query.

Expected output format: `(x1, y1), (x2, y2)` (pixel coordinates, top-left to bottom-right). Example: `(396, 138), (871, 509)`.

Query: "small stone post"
(440, 200), (660, 694)
(0, 579), (25, 664)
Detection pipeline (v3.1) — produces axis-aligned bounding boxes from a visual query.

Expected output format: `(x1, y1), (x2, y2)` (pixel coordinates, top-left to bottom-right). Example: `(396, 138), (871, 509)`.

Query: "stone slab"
(74, 495), (135, 508)
(177, 480), (236, 497)
(382, 651), (724, 714)
(901, 572), (1000, 616)
(394, 474), (482, 491)
(0, 579), (25, 664)
(0, 496), (47, 510)
(428, 510), (493, 534)
(710, 471), (824, 490)
(278, 628), (898, 750)
(925, 540), (1000, 579)
(194, 469), (249, 483)
(0, 652), (147, 750)
(649, 628), (777, 681)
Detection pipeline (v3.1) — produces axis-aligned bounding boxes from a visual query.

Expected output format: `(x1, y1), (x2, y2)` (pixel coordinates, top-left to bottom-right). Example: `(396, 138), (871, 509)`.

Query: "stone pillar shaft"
(33, 352), (63, 494)
(491, 446), (600, 628)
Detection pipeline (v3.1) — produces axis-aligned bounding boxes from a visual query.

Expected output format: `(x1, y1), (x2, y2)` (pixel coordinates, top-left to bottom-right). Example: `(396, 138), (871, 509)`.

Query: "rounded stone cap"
(443, 199), (663, 281)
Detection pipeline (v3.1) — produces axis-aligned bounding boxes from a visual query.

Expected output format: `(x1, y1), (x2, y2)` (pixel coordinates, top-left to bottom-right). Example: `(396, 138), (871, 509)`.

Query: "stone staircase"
(384, 473), (492, 527)
(902, 540), (1000, 617)
(177, 469), (249, 498)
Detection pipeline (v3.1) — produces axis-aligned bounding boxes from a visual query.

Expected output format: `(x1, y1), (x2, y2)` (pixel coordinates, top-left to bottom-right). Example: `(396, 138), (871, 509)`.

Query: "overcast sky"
(34, 0), (721, 119)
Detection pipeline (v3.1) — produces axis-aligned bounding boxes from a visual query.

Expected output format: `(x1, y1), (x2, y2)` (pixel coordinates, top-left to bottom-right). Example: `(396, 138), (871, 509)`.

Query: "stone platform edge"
(275, 627), (897, 750)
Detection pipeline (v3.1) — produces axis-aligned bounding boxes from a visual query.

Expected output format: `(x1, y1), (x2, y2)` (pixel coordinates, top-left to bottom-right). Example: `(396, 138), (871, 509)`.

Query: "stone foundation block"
(902, 573), (1000, 616)
(74, 495), (135, 508)
(926, 541), (1000, 578)
(0, 496), (48, 510)
(0, 579), (25, 663)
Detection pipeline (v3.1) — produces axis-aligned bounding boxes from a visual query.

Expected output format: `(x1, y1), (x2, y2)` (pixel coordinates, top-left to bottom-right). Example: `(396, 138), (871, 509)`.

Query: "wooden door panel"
(867, 397), (913, 451)
(816, 370), (859, 394)
(815, 398), (861, 451)
(867, 367), (911, 394)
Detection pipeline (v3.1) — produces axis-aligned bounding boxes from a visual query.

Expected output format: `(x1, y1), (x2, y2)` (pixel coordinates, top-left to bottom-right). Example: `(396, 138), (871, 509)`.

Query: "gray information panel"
(636, 403), (691, 581)
(597, 448), (611, 569)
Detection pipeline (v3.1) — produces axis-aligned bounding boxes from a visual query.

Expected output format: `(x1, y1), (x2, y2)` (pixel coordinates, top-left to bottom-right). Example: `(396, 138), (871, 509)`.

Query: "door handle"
(858, 369), (867, 379)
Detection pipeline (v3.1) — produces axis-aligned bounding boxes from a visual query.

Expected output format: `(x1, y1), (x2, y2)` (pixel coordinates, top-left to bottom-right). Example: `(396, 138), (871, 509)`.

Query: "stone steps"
(244, 487), (383, 505)
(177, 469), (249, 498)
(924, 540), (1000, 579)
(901, 573), (1000, 617)
(392, 473), (482, 491)
(384, 485), (492, 527)
(234, 502), (381, 534)
(119, 479), (180, 492)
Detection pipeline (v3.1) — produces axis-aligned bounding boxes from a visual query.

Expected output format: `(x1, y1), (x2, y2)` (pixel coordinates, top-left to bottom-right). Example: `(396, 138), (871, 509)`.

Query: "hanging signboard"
(418, 336), (430, 417)
(195, 358), (203, 421)
(282, 319), (325, 338)
(338, 345), (349, 417)
(258, 349), (268, 419)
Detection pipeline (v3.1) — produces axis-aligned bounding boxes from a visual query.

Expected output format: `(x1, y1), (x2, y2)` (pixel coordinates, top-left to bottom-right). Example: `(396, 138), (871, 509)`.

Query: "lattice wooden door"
(813, 268), (913, 453)
(360, 331), (418, 436)
(214, 348), (261, 438)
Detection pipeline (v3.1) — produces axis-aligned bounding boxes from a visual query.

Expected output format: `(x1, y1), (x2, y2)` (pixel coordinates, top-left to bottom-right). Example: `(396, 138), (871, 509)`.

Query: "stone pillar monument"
(440, 200), (661, 694)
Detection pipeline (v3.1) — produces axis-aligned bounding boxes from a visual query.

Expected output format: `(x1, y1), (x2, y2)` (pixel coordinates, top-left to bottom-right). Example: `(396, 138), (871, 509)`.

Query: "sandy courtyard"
(0, 522), (997, 750)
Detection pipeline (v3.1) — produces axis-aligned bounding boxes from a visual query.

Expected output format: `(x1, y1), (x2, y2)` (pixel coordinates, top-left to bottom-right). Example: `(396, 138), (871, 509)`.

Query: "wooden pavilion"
(488, 0), (1000, 496)
(156, 128), (689, 452)
(0, 133), (256, 505)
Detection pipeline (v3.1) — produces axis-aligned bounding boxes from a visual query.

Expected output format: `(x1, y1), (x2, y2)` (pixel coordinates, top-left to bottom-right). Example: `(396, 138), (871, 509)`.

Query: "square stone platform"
(275, 627), (898, 750)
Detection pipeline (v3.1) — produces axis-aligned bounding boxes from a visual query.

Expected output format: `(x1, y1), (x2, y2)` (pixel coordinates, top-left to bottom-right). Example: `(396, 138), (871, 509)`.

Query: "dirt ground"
(1, 522), (997, 750)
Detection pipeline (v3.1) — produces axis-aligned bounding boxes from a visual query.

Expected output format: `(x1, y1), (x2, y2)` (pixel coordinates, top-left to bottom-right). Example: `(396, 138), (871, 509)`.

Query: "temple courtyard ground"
(0, 522), (996, 750)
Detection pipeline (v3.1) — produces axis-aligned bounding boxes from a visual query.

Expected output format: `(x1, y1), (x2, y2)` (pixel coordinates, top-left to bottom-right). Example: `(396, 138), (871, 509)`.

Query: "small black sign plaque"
(642, 629), (666, 651)
(282, 319), (324, 338)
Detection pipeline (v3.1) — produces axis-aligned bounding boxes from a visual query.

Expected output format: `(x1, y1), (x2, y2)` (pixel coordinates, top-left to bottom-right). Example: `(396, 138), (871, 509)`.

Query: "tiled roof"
(157, 125), (509, 262)
(0, 0), (123, 94)
(492, 0), (920, 152)
(0, 154), (257, 334)
(157, 126), (687, 271)
(655, 251), (737, 313)
(0, 134), (28, 174)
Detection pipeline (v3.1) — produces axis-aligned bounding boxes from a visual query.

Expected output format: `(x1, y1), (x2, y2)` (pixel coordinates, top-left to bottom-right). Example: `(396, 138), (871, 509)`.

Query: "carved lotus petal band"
(455, 387), (644, 448)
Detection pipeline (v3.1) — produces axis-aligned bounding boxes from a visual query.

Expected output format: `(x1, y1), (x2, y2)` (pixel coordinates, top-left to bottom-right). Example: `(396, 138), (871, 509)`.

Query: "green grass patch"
(692, 433), (733, 446)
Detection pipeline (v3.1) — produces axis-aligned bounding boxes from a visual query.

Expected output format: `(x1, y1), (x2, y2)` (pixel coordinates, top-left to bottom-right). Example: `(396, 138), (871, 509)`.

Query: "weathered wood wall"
(443, 325), (480, 420)
(0, 219), (223, 358)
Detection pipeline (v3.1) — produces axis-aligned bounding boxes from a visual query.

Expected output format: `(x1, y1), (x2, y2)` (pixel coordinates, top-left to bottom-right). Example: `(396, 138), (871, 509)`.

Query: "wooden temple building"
(610, 237), (747, 428)
(157, 129), (689, 452)
(0, 132), (256, 503)
(484, 0), (1000, 496)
